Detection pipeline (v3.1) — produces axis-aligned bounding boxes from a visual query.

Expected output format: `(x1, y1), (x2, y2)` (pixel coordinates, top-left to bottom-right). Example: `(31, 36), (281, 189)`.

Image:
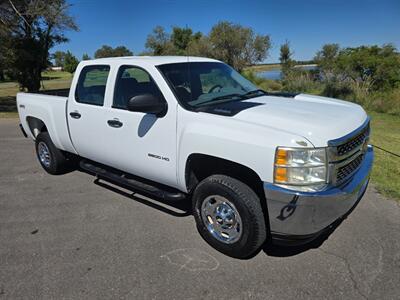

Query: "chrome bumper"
(264, 146), (373, 244)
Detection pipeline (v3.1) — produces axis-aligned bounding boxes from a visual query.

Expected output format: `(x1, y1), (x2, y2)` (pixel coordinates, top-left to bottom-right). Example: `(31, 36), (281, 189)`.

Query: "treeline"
(0, 0), (271, 93)
(51, 45), (133, 73)
(50, 22), (271, 74)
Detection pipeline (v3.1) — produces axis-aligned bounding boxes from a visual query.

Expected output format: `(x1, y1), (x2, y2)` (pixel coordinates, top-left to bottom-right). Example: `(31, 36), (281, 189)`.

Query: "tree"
(112, 46), (133, 57)
(0, 38), (7, 81)
(145, 25), (203, 56)
(94, 45), (113, 58)
(63, 51), (78, 73)
(53, 51), (66, 67)
(143, 22), (271, 71)
(82, 53), (90, 60)
(144, 26), (173, 55)
(209, 21), (271, 71)
(279, 40), (295, 77)
(314, 43), (339, 79)
(187, 36), (214, 57)
(94, 45), (133, 58)
(0, 0), (78, 91)
(170, 26), (202, 55)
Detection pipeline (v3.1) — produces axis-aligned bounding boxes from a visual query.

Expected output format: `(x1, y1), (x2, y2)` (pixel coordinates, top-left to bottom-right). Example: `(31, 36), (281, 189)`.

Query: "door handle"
(69, 112), (81, 119)
(107, 119), (123, 128)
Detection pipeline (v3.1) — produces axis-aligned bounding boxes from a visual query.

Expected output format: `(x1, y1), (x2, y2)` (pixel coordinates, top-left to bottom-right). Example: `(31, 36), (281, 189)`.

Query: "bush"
(358, 89), (400, 116)
(258, 79), (282, 91)
(282, 70), (323, 94)
(322, 79), (353, 99)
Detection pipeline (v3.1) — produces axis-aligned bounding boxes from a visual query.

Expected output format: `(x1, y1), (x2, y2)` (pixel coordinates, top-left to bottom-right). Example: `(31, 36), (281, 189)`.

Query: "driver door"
(99, 65), (178, 188)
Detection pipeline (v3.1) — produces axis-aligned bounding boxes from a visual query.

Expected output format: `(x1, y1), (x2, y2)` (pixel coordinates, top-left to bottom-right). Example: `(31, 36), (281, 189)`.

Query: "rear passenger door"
(67, 64), (113, 163)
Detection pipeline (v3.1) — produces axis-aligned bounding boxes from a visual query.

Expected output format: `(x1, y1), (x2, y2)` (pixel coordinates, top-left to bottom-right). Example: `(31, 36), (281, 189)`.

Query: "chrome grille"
(336, 154), (364, 182)
(328, 118), (370, 185)
(336, 125), (369, 157)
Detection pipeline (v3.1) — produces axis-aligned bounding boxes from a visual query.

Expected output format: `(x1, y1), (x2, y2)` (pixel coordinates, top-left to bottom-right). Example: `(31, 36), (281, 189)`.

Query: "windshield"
(157, 62), (262, 109)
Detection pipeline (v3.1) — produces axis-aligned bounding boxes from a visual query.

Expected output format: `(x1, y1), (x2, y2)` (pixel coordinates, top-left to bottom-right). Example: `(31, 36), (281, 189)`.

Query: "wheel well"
(185, 154), (265, 201)
(185, 154), (270, 233)
(26, 116), (47, 138)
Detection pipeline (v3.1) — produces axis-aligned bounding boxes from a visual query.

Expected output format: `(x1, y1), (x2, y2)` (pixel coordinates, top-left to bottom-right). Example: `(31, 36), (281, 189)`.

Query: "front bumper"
(264, 146), (374, 245)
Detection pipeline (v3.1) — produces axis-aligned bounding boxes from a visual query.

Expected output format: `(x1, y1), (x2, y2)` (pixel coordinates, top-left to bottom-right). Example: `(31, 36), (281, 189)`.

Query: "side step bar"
(79, 160), (186, 201)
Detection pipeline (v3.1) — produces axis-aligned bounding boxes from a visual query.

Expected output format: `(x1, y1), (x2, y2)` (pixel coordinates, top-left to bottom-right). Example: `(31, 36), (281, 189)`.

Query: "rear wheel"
(35, 132), (76, 175)
(192, 175), (266, 258)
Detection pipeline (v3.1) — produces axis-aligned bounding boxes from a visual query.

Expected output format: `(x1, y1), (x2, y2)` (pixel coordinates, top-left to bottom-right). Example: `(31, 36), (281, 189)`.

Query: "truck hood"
(222, 94), (367, 147)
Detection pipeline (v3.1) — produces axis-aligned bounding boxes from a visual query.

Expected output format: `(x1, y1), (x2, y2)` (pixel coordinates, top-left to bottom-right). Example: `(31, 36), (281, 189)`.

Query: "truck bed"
(17, 92), (76, 154)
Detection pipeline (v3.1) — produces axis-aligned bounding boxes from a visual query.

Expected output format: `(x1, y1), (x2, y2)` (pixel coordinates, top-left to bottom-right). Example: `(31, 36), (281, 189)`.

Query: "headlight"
(274, 147), (327, 185)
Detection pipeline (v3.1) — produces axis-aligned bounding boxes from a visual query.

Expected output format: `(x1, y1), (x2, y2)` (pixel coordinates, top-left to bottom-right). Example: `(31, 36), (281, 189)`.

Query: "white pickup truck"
(17, 56), (373, 258)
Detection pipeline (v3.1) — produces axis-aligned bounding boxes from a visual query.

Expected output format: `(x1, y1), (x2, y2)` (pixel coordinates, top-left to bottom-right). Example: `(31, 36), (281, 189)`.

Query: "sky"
(53, 0), (400, 63)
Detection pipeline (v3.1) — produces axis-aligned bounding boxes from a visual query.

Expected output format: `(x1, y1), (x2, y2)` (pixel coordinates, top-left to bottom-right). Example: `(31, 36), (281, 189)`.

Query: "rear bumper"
(264, 146), (373, 245)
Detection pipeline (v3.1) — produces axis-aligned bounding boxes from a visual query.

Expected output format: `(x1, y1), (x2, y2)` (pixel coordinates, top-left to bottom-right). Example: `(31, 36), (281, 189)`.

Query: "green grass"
(0, 71), (72, 112)
(369, 112), (400, 200)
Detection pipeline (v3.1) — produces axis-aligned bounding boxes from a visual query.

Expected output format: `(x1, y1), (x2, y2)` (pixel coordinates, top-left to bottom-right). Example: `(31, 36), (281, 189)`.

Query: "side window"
(75, 65), (110, 106)
(113, 65), (163, 109)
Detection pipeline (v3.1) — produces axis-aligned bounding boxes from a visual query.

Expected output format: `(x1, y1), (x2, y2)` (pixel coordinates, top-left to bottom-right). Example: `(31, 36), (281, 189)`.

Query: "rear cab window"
(75, 65), (110, 106)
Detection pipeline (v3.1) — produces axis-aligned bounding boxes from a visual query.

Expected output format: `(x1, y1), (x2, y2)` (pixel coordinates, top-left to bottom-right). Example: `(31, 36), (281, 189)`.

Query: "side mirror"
(127, 94), (167, 117)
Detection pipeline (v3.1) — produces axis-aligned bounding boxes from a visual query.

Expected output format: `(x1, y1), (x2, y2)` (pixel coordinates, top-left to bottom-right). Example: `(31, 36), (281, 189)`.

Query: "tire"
(35, 132), (75, 175)
(192, 175), (267, 259)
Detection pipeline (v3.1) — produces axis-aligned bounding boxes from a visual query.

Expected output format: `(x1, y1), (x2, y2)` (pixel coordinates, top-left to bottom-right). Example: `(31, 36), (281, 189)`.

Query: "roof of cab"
(88, 56), (220, 66)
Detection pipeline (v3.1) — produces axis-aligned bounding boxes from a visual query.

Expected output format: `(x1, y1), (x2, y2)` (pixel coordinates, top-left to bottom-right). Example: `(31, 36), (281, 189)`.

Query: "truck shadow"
(90, 175), (338, 258)
(93, 178), (192, 217)
(262, 219), (344, 257)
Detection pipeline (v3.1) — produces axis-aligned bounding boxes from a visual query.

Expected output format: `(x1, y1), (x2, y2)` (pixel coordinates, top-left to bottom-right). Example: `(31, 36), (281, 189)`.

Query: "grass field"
(0, 71), (399, 200)
(369, 112), (400, 200)
(0, 71), (72, 112)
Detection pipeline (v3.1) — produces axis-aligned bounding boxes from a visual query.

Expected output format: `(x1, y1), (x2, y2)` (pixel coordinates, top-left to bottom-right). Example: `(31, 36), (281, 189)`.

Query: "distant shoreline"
(246, 63), (317, 72)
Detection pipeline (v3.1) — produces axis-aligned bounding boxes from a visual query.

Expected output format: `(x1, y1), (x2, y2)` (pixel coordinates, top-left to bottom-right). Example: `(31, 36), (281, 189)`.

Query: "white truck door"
(67, 64), (114, 164)
(81, 64), (178, 189)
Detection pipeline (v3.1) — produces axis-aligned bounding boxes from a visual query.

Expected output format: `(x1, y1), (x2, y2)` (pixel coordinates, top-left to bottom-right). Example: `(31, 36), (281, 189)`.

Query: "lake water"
(258, 65), (317, 80)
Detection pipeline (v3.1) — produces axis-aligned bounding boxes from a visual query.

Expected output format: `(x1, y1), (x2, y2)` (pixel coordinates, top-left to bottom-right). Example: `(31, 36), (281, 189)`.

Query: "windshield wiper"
(243, 89), (267, 98)
(194, 93), (247, 108)
(210, 93), (247, 101)
(194, 90), (267, 109)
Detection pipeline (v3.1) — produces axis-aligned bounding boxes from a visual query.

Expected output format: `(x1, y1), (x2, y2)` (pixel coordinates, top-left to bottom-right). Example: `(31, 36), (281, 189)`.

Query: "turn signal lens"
(274, 167), (287, 182)
(275, 149), (288, 165)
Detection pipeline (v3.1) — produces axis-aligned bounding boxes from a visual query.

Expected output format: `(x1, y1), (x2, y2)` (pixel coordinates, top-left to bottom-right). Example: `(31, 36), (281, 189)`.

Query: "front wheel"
(192, 175), (267, 258)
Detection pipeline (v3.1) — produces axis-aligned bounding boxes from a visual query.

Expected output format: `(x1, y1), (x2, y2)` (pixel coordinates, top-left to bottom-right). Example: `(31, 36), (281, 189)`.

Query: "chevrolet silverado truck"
(17, 56), (373, 258)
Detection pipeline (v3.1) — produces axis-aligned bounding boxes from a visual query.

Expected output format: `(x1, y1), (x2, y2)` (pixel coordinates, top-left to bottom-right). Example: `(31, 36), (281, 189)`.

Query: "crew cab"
(17, 56), (373, 258)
